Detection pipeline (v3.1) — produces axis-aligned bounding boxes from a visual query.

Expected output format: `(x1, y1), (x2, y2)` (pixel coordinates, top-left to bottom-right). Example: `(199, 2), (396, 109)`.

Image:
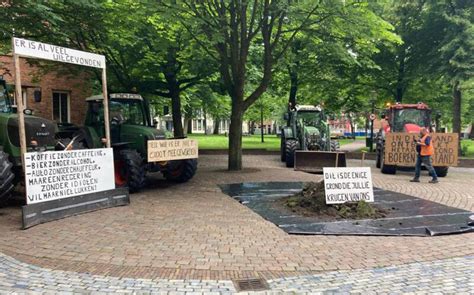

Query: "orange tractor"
(375, 102), (448, 177)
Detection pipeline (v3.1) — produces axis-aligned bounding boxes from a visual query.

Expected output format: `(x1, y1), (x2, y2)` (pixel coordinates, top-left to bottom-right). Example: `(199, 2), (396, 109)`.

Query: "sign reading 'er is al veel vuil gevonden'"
(323, 167), (374, 204)
(24, 149), (115, 204)
(13, 37), (105, 69)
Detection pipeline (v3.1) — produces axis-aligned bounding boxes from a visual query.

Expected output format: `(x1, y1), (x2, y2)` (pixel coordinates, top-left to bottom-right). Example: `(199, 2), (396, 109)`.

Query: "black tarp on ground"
(219, 182), (474, 236)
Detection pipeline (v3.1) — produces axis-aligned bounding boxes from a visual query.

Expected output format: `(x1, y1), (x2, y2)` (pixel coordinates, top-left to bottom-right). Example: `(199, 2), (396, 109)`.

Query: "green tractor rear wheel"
(114, 149), (146, 192)
(163, 159), (197, 183)
(285, 139), (299, 168)
(0, 150), (15, 200)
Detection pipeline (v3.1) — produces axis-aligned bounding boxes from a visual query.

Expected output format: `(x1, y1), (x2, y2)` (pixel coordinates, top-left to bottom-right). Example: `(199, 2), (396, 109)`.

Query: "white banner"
(323, 167), (374, 204)
(25, 148), (115, 204)
(147, 139), (198, 162)
(13, 37), (105, 69)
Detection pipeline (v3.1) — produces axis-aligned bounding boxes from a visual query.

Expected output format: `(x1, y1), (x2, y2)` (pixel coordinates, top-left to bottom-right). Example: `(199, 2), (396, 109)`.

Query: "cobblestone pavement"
(0, 155), (473, 283)
(1, 252), (472, 293)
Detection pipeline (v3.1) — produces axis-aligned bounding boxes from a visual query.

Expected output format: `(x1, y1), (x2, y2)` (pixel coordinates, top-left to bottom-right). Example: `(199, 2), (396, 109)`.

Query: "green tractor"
(58, 93), (197, 192)
(280, 105), (340, 168)
(0, 78), (60, 200)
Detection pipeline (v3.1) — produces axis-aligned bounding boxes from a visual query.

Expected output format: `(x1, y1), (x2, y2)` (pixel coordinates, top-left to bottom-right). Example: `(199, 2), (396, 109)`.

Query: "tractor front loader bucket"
(294, 151), (347, 173)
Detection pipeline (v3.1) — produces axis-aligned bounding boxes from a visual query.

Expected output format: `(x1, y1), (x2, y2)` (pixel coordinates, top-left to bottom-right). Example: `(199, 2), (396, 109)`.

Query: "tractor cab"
(383, 102), (432, 133)
(291, 105), (328, 150)
(84, 93), (165, 152)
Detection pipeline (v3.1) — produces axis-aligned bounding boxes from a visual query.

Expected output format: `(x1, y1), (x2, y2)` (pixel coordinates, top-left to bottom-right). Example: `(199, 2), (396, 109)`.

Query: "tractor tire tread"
(285, 139), (298, 168)
(118, 149), (146, 192)
(0, 150), (15, 201)
(434, 166), (448, 177)
(163, 159), (197, 183)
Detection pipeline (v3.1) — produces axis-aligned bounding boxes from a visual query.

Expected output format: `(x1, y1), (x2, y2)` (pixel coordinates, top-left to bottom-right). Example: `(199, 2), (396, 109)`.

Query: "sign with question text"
(147, 139), (198, 162)
(384, 133), (458, 166)
(24, 149), (115, 204)
(13, 37), (105, 69)
(323, 167), (374, 204)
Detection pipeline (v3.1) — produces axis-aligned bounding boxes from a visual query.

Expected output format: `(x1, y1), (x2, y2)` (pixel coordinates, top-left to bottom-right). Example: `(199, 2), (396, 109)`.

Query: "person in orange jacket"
(411, 128), (438, 183)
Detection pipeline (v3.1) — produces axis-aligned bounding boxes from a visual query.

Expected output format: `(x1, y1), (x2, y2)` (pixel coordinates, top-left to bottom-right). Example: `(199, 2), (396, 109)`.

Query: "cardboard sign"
(148, 139), (198, 162)
(323, 167), (374, 204)
(384, 133), (458, 166)
(13, 37), (105, 69)
(24, 148), (115, 204)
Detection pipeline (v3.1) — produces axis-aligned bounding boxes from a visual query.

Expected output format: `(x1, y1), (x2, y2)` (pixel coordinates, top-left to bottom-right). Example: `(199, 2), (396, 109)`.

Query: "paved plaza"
(0, 155), (473, 293)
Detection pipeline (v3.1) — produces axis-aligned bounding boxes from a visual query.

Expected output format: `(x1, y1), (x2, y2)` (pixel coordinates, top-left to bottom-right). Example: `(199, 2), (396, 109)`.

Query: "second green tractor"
(59, 93), (197, 192)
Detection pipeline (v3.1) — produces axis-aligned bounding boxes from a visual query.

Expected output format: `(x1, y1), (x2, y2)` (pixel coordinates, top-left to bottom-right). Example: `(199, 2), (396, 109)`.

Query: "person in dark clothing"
(411, 128), (438, 183)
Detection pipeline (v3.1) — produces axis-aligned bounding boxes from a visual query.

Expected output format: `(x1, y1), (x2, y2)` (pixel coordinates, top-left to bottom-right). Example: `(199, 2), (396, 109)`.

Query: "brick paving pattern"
(0, 155), (472, 288)
(0, 252), (472, 293)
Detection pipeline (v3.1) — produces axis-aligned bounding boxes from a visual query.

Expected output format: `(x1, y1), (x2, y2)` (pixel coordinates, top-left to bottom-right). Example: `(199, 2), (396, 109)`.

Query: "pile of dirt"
(282, 181), (388, 220)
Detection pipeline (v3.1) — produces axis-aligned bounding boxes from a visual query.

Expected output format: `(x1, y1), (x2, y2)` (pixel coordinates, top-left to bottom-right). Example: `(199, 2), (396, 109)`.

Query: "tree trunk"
(171, 90), (184, 138)
(452, 80), (462, 134)
(453, 80), (462, 153)
(228, 100), (244, 171)
(349, 116), (355, 140)
(288, 67), (298, 108)
(185, 117), (192, 135)
(395, 47), (406, 103)
(213, 119), (220, 134)
(164, 47), (184, 138)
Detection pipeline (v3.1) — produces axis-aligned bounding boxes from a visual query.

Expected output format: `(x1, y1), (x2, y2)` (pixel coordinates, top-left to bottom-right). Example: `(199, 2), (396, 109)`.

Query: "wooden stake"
(335, 152), (339, 168)
(361, 151), (366, 166)
(13, 54), (27, 163)
(101, 68), (111, 148)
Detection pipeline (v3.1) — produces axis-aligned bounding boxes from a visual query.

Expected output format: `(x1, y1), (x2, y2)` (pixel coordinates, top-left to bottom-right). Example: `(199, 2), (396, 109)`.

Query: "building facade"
(0, 55), (92, 125)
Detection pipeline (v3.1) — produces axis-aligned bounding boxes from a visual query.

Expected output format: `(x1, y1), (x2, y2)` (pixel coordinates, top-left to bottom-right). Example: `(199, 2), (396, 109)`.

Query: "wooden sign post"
(10, 38), (129, 229)
(11, 37), (110, 169)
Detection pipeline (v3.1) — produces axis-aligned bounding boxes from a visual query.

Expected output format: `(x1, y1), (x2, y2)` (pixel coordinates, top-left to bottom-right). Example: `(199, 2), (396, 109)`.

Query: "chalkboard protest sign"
(148, 139), (198, 162)
(384, 133), (458, 167)
(24, 148), (115, 204)
(323, 167), (374, 204)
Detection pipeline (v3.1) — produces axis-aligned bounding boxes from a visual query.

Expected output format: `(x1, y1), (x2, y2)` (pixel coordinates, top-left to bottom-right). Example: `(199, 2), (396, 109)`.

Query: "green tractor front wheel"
(163, 159), (197, 183)
(114, 149), (146, 192)
(285, 139), (299, 168)
(330, 140), (340, 151)
(0, 150), (15, 201)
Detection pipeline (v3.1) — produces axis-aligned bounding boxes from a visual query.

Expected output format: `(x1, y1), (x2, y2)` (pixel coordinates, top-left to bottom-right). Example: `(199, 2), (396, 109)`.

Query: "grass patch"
(189, 134), (363, 150)
(188, 134), (280, 150)
(461, 139), (474, 158)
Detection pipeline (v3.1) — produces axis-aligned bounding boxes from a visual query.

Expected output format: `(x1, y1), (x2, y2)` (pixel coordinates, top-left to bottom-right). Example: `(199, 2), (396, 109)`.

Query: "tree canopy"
(1, 0), (472, 168)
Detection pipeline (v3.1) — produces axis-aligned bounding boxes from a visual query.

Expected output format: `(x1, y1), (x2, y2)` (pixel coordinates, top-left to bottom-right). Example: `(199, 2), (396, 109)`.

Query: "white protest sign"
(13, 37), (105, 69)
(24, 148), (115, 204)
(323, 167), (374, 204)
(147, 139), (198, 162)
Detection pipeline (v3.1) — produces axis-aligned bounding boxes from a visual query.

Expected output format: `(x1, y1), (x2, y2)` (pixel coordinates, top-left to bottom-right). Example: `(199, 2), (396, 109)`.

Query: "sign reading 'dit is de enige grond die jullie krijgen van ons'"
(24, 149), (115, 204)
(13, 37), (105, 69)
(323, 167), (374, 204)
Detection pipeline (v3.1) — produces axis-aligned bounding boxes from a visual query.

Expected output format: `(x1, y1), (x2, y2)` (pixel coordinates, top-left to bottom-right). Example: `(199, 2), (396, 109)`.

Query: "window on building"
(52, 92), (69, 123)
(10, 87), (27, 108)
